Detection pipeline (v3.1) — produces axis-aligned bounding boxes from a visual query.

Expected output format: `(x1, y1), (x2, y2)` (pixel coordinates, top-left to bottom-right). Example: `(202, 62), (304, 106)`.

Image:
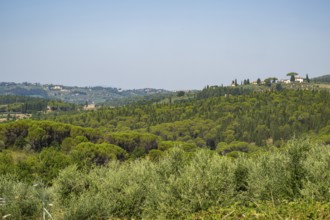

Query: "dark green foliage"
(0, 120), (101, 151)
(276, 83), (283, 91)
(176, 90), (185, 97)
(106, 132), (159, 154)
(0, 95), (48, 113)
(0, 95), (77, 114)
(257, 78), (261, 84)
(216, 141), (260, 156)
(287, 72), (298, 77)
(42, 89), (329, 149)
(234, 160), (249, 192)
(197, 84), (254, 98)
(47, 100), (77, 111)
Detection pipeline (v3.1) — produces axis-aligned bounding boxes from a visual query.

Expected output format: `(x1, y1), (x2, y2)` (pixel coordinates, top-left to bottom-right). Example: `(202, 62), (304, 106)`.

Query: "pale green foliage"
(51, 148), (237, 219)
(171, 150), (235, 214)
(2, 139), (330, 219)
(52, 165), (90, 206)
(50, 141), (330, 218)
(246, 152), (291, 200)
(190, 200), (330, 219)
(0, 175), (44, 219)
(301, 143), (330, 201)
(0, 140), (5, 151)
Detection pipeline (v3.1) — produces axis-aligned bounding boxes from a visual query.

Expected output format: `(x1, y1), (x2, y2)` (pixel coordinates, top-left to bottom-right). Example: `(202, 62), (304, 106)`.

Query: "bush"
(301, 142), (330, 201)
(0, 175), (45, 219)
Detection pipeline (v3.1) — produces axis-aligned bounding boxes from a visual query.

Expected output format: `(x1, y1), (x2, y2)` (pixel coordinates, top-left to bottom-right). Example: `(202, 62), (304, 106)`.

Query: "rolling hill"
(0, 82), (172, 105)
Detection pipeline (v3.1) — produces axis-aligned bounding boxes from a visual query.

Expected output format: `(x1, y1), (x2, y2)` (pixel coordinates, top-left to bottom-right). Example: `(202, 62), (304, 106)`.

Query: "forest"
(0, 83), (330, 219)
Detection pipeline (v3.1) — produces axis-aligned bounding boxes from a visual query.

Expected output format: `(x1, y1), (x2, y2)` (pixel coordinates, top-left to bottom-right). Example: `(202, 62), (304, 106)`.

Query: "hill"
(312, 74), (330, 83)
(0, 82), (172, 105)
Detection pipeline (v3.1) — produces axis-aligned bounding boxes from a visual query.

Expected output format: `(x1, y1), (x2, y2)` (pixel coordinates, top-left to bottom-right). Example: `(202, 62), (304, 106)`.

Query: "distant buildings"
(83, 104), (96, 110)
(51, 85), (63, 90)
(280, 75), (304, 84)
(281, 79), (291, 84)
(294, 76), (304, 83)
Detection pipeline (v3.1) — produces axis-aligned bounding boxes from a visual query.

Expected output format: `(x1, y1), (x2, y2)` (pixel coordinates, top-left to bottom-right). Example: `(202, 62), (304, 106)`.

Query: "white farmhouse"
(295, 76), (304, 83)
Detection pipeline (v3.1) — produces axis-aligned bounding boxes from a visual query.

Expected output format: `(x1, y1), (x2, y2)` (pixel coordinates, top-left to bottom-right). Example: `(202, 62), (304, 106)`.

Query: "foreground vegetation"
(1, 139), (330, 219)
(0, 84), (329, 219)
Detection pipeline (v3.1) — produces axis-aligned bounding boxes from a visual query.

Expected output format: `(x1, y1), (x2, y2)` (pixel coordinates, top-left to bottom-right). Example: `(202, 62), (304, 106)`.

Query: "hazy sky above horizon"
(1, 0), (330, 90)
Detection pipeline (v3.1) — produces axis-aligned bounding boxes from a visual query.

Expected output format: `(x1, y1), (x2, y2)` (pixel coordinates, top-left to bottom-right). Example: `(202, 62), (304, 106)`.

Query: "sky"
(1, 0), (330, 90)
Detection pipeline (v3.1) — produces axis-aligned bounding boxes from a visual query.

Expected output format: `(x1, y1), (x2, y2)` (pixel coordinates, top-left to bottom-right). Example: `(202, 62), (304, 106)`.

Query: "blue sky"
(1, 0), (330, 90)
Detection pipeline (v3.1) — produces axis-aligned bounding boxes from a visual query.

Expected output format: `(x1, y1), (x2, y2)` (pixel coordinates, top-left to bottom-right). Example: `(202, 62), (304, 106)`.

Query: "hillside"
(0, 95), (81, 123)
(0, 82), (172, 105)
(312, 74), (330, 83)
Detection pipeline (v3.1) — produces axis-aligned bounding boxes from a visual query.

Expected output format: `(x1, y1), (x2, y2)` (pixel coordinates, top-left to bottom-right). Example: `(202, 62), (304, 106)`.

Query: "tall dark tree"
(257, 78), (261, 85)
(290, 75), (295, 82)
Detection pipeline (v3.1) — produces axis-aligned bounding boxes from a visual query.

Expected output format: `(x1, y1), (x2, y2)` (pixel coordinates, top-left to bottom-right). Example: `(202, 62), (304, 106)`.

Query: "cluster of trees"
(231, 78), (251, 86)
(197, 85), (254, 98)
(47, 100), (78, 112)
(0, 120), (166, 183)
(102, 92), (173, 107)
(0, 95), (78, 114)
(0, 95), (48, 113)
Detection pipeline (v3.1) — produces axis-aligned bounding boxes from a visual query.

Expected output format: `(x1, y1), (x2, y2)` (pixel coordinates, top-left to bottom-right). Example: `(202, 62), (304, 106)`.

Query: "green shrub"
(301, 143), (330, 201)
(0, 175), (45, 219)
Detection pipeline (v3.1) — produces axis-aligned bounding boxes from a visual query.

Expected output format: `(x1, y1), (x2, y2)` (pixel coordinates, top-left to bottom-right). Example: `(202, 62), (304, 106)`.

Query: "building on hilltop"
(294, 76), (304, 83)
(280, 75), (304, 84)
